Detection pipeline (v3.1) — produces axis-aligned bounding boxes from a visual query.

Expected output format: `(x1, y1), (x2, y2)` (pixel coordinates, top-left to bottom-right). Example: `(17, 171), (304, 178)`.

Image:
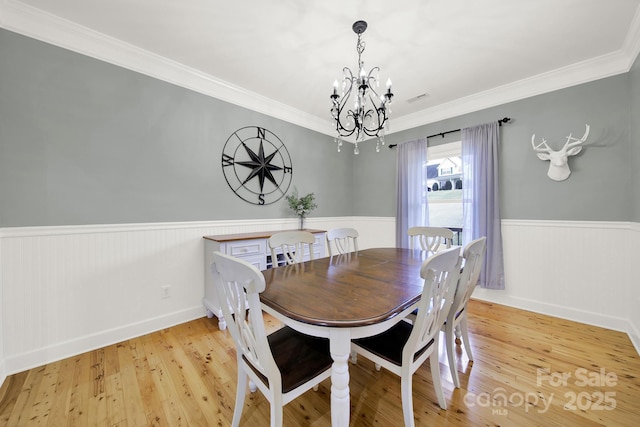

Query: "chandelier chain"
(356, 33), (365, 64)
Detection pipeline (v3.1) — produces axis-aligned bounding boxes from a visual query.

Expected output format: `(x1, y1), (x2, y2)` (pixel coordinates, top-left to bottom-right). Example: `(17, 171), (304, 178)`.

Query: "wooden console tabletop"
(203, 229), (326, 243)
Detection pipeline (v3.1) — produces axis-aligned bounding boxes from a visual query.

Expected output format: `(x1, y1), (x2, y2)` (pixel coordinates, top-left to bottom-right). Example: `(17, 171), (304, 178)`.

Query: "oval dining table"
(260, 247), (432, 427)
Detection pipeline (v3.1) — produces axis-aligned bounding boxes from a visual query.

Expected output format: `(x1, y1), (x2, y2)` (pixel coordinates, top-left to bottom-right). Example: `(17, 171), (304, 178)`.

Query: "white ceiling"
(3, 0), (640, 136)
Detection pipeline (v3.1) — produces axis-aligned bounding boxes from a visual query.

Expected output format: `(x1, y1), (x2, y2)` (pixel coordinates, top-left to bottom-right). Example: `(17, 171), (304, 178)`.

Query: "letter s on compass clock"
(221, 126), (293, 205)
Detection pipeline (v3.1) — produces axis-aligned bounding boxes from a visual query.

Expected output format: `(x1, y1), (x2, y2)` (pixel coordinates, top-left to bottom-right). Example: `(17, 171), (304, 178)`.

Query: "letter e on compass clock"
(221, 126), (293, 205)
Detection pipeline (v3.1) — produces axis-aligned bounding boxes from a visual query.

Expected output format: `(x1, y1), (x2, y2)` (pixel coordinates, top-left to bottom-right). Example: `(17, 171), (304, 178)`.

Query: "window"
(427, 141), (462, 230)
(439, 165), (454, 175)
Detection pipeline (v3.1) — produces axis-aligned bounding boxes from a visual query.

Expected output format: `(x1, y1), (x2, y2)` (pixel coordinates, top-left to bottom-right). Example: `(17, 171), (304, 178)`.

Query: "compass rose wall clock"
(221, 126), (293, 205)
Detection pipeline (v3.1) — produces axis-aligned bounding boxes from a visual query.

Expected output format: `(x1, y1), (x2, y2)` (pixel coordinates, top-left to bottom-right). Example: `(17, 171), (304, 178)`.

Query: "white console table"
(203, 229), (326, 329)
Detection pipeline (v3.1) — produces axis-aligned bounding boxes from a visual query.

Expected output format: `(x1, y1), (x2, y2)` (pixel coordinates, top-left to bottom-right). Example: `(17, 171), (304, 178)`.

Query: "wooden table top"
(261, 248), (430, 328)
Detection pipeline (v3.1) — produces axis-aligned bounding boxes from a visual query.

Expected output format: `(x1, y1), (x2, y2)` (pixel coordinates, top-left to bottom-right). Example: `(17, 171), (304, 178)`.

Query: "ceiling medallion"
(330, 20), (393, 155)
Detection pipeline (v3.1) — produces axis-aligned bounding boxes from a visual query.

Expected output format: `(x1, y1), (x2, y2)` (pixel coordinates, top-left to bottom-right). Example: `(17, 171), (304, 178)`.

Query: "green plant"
(286, 187), (317, 218)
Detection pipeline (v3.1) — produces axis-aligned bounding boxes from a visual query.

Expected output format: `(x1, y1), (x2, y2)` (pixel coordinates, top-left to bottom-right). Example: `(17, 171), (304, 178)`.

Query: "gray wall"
(354, 73), (634, 221)
(1, 28), (638, 226)
(631, 53), (640, 222)
(0, 29), (355, 227)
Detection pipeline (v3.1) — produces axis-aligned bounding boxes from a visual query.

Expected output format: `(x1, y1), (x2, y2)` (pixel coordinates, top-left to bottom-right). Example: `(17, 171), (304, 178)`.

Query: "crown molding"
(0, 0), (329, 135)
(622, 2), (640, 64)
(381, 7), (640, 135)
(2, 0), (639, 139)
(392, 48), (635, 134)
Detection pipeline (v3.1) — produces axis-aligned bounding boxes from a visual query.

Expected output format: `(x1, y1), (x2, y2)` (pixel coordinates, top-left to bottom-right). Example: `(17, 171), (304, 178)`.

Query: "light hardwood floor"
(1, 300), (639, 426)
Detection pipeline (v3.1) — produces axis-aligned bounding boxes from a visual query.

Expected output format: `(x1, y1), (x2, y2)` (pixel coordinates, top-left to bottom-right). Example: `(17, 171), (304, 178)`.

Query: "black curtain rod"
(388, 117), (511, 149)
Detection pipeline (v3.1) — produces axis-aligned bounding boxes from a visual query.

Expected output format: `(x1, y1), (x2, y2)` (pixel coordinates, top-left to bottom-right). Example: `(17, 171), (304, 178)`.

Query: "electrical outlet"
(161, 285), (171, 299)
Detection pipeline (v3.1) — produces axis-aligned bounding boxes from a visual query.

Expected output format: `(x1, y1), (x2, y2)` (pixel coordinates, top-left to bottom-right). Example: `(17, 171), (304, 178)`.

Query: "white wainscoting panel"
(343, 217), (396, 249)
(628, 223), (640, 354)
(1, 217), (637, 383)
(0, 217), (350, 376)
(304, 216), (396, 252)
(0, 239), (5, 387)
(473, 220), (635, 339)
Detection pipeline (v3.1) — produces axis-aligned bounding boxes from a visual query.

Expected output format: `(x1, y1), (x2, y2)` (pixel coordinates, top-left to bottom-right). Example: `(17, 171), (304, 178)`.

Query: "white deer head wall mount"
(531, 124), (590, 181)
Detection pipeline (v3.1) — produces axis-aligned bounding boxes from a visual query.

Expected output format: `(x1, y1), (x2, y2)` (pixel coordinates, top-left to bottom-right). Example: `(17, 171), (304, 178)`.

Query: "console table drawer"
(225, 239), (266, 258)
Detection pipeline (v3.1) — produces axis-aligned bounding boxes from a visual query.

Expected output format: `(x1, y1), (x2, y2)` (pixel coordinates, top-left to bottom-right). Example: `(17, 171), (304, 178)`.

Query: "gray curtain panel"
(395, 138), (429, 248)
(461, 122), (505, 289)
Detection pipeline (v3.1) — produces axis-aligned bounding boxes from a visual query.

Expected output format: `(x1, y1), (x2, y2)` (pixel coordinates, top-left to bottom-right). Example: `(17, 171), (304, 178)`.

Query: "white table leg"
(330, 328), (351, 426)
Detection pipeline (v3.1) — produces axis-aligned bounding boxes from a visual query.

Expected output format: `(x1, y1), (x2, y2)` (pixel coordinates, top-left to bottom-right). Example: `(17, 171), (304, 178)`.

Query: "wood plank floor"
(1, 300), (639, 426)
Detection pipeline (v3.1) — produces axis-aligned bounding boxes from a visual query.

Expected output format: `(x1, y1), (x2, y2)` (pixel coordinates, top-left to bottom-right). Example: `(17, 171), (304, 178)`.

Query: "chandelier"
(330, 20), (393, 155)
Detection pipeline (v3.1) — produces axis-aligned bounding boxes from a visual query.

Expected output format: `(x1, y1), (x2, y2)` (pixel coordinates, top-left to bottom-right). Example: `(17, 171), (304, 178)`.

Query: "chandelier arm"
(359, 85), (386, 135)
(333, 72), (358, 138)
(336, 112), (357, 138)
(334, 109), (357, 138)
(366, 66), (380, 80)
(362, 111), (386, 137)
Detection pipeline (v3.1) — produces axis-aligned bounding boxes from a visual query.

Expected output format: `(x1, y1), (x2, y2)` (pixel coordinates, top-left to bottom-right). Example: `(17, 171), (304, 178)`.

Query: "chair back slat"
(326, 228), (359, 256)
(211, 252), (279, 386)
(212, 252), (333, 426)
(269, 231), (315, 266)
(451, 237), (487, 319)
(405, 247), (461, 360)
(408, 226), (454, 252)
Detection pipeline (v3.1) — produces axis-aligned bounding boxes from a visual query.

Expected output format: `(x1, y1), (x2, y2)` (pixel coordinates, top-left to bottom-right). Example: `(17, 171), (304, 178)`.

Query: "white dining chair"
(444, 236), (486, 388)
(326, 227), (359, 256)
(350, 247), (462, 425)
(268, 230), (315, 267)
(211, 251), (332, 427)
(407, 226), (454, 252)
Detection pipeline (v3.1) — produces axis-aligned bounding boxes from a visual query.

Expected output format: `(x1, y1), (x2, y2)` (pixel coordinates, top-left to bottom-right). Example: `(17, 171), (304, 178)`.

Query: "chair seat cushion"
(247, 326), (332, 394)
(353, 321), (434, 366)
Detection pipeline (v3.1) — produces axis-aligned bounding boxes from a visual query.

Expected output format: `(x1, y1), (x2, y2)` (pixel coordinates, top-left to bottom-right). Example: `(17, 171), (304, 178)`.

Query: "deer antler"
(531, 135), (551, 152)
(562, 124), (590, 150)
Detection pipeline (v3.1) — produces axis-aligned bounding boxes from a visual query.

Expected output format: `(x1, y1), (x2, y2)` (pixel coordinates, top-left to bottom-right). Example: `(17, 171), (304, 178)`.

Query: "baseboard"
(471, 289), (639, 356)
(3, 305), (206, 377)
(472, 288), (630, 332)
(629, 332), (640, 356)
(0, 359), (6, 392)
(628, 319), (640, 356)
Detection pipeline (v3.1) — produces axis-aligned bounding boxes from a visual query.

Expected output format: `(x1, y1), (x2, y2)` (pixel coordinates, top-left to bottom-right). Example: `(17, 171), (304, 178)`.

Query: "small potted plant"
(286, 187), (317, 230)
